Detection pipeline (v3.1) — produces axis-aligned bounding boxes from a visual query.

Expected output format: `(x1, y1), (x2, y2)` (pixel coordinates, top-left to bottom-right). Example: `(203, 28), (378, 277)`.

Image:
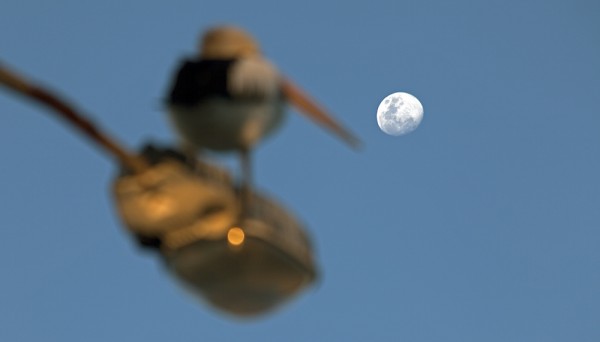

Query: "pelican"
(166, 26), (360, 207)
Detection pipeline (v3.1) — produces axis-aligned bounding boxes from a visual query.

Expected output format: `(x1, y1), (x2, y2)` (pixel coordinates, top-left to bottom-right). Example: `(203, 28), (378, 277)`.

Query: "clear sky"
(1, 1), (599, 341)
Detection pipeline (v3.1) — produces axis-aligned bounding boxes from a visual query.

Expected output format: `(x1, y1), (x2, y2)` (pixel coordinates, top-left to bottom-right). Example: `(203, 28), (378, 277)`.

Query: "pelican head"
(199, 26), (261, 59)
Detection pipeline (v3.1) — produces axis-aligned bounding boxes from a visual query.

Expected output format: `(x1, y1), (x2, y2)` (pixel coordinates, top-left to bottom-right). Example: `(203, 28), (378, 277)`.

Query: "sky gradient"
(1, 1), (599, 341)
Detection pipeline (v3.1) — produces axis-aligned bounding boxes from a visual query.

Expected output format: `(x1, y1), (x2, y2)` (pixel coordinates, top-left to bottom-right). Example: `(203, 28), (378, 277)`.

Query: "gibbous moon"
(377, 92), (424, 136)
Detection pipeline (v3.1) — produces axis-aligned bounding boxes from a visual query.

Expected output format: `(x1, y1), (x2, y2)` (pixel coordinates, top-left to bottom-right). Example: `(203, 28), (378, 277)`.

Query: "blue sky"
(1, 0), (599, 341)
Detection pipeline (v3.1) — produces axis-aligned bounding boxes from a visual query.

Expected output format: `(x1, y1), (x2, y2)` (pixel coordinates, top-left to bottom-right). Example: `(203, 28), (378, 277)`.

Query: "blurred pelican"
(166, 26), (360, 204)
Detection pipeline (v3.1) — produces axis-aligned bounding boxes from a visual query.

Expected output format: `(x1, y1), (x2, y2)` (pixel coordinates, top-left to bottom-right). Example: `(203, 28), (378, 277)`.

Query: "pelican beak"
(281, 77), (361, 150)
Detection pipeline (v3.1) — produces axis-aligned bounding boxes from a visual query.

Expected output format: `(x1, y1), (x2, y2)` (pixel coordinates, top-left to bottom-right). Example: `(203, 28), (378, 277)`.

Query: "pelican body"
(167, 27), (286, 154)
(166, 26), (360, 203)
(168, 52), (285, 153)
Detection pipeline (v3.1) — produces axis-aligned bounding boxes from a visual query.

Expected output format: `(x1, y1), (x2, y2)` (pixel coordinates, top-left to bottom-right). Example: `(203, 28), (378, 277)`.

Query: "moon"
(377, 92), (424, 136)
